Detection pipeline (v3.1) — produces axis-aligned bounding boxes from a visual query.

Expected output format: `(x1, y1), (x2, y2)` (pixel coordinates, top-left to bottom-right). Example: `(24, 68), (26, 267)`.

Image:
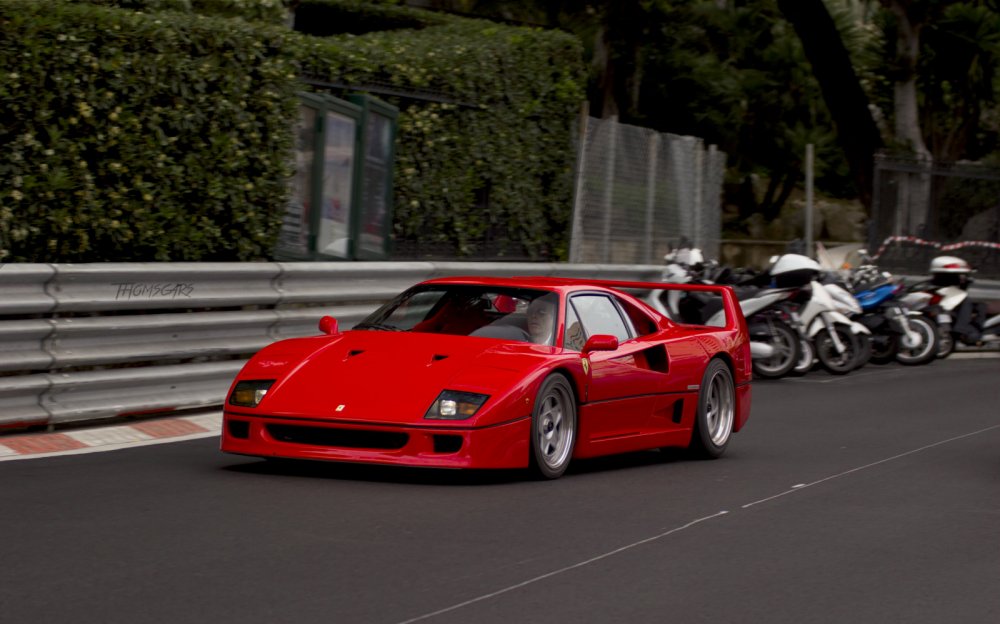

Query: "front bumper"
(220, 412), (531, 469)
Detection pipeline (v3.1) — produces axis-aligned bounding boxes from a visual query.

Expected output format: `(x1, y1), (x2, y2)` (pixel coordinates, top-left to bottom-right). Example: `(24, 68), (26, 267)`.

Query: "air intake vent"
(431, 354), (448, 362)
(348, 350), (364, 357)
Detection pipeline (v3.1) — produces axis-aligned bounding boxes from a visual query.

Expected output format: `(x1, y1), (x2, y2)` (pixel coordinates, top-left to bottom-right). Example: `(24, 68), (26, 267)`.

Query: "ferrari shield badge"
(582, 357), (590, 375)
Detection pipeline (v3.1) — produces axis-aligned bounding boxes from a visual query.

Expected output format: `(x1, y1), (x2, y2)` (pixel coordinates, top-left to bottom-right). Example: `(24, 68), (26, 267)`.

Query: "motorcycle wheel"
(789, 338), (814, 376)
(936, 323), (955, 359)
(852, 332), (872, 370)
(868, 331), (899, 364)
(749, 318), (800, 379)
(896, 315), (938, 365)
(814, 326), (858, 375)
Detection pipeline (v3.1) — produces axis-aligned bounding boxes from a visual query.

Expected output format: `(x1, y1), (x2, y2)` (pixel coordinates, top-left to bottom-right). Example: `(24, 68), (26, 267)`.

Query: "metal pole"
(692, 138), (704, 250)
(805, 143), (814, 258)
(601, 116), (618, 264)
(644, 133), (659, 264)
(568, 103), (590, 263)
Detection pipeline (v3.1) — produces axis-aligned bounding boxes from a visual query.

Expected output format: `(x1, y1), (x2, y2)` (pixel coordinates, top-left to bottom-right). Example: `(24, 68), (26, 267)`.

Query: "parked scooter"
(646, 247), (803, 379)
(764, 254), (871, 375)
(906, 256), (1000, 357)
(849, 264), (938, 365)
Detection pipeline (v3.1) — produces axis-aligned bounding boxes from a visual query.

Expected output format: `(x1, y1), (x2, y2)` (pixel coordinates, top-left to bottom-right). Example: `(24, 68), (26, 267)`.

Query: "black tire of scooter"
(853, 332), (873, 369)
(936, 323), (955, 359)
(895, 315), (939, 366)
(749, 318), (801, 379)
(814, 326), (859, 375)
(869, 331), (900, 364)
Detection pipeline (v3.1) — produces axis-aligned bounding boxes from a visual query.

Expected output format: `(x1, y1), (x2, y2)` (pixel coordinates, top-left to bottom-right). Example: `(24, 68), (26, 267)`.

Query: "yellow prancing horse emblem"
(582, 357), (590, 375)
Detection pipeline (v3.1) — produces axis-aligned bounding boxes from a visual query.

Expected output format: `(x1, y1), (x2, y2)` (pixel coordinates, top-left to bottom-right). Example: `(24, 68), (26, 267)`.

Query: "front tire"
(815, 326), (858, 375)
(895, 315), (938, 365)
(529, 374), (577, 479)
(689, 359), (735, 459)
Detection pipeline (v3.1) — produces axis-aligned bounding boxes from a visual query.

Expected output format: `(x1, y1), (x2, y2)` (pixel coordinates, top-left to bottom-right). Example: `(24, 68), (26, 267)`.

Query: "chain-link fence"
(569, 116), (726, 265)
(870, 155), (1000, 278)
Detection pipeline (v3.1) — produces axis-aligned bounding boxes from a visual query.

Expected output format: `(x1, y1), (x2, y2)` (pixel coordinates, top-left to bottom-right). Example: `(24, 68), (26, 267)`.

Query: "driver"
(526, 295), (557, 345)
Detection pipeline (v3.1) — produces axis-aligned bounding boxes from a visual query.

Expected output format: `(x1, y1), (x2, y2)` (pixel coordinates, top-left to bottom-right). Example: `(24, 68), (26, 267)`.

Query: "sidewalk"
(0, 411), (221, 461)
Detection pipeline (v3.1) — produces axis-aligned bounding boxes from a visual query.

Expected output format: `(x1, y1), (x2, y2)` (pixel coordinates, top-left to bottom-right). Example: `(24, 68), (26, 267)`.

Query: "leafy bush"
(295, 19), (585, 258)
(0, 0), (585, 261)
(0, 0), (299, 260)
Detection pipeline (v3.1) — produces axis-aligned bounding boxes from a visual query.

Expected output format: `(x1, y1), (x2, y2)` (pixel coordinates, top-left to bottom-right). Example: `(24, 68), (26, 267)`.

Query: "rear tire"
(936, 323), (955, 359)
(852, 332), (872, 370)
(815, 326), (858, 375)
(688, 359), (735, 459)
(528, 374), (577, 479)
(869, 331), (899, 364)
(749, 318), (800, 379)
(789, 338), (814, 376)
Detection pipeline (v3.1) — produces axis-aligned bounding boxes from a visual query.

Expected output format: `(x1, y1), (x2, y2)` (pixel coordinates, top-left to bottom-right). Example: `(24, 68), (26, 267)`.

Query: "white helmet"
(929, 255), (972, 274)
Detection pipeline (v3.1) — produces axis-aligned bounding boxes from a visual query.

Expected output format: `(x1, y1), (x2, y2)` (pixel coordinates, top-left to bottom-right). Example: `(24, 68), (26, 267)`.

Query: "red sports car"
(221, 276), (752, 478)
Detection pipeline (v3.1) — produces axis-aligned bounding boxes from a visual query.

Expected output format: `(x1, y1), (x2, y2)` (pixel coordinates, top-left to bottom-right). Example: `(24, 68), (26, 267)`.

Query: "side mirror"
(318, 315), (339, 335)
(583, 334), (618, 354)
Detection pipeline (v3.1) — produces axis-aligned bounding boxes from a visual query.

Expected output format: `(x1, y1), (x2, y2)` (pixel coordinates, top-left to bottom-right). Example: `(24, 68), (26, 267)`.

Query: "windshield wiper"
(353, 322), (406, 332)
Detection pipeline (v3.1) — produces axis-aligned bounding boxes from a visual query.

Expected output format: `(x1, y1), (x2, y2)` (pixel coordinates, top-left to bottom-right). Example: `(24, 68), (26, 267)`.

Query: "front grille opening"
(228, 420), (250, 439)
(432, 434), (463, 454)
(266, 424), (408, 450)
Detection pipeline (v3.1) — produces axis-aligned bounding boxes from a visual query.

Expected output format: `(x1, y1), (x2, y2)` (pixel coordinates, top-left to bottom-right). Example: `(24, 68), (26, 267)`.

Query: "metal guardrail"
(2, 261), (996, 432)
(0, 262), (665, 431)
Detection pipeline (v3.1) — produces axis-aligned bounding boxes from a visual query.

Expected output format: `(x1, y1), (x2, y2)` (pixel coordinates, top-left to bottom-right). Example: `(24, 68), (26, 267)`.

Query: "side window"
(616, 296), (656, 336)
(571, 295), (632, 342)
(563, 303), (587, 351)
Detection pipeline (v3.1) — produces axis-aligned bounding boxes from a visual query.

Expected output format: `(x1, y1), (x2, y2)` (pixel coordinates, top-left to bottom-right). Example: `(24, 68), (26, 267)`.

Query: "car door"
(566, 293), (668, 445)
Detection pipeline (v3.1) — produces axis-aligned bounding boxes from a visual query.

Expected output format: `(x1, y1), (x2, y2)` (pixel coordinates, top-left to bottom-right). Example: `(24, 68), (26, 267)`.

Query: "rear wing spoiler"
(521, 277), (746, 331)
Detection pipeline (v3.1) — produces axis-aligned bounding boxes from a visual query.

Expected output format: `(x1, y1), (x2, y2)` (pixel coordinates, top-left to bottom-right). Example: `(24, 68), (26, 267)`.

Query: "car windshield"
(355, 285), (560, 346)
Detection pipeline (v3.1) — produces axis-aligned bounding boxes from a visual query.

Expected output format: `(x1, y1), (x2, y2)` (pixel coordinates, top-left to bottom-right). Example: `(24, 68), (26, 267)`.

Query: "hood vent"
(347, 349), (365, 358)
(431, 354), (449, 362)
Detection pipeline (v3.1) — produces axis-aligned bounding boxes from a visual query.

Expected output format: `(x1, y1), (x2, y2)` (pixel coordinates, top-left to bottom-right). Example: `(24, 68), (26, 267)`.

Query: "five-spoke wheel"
(529, 375), (577, 479)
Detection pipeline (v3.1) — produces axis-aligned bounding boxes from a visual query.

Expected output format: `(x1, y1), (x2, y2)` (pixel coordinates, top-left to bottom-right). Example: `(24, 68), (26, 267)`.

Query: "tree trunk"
(777, 0), (883, 209)
(887, 1), (931, 159)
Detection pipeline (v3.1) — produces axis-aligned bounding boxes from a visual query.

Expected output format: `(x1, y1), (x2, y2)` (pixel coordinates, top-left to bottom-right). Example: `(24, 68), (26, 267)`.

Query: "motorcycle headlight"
(425, 390), (489, 420)
(229, 380), (275, 408)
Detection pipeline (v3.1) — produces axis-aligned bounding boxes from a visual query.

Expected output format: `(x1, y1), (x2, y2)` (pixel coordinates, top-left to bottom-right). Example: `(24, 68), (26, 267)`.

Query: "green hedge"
(0, 0), (299, 261)
(0, 0), (585, 262)
(296, 20), (585, 258)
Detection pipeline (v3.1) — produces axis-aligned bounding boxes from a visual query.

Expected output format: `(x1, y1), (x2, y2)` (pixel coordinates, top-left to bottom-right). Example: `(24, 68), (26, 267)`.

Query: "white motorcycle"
(905, 255), (1000, 357)
(767, 254), (871, 375)
(646, 248), (803, 379)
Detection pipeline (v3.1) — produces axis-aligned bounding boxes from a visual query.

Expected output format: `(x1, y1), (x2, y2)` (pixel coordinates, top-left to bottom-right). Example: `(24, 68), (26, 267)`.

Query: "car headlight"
(229, 380), (275, 408)
(424, 390), (489, 420)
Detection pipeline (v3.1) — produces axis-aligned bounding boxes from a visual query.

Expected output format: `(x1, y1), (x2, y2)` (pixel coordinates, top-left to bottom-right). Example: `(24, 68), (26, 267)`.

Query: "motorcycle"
(646, 247), (803, 379)
(905, 255), (1000, 357)
(849, 264), (938, 366)
(749, 254), (868, 376)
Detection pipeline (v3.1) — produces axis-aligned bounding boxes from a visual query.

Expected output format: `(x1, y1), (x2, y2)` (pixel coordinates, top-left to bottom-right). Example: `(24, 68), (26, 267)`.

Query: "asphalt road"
(2, 356), (998, 624)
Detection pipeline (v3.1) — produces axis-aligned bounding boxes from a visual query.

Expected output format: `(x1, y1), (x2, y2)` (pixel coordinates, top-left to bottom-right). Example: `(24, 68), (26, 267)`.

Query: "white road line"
(392, 511), (730, 624)
(741, 423), (1000, 509)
